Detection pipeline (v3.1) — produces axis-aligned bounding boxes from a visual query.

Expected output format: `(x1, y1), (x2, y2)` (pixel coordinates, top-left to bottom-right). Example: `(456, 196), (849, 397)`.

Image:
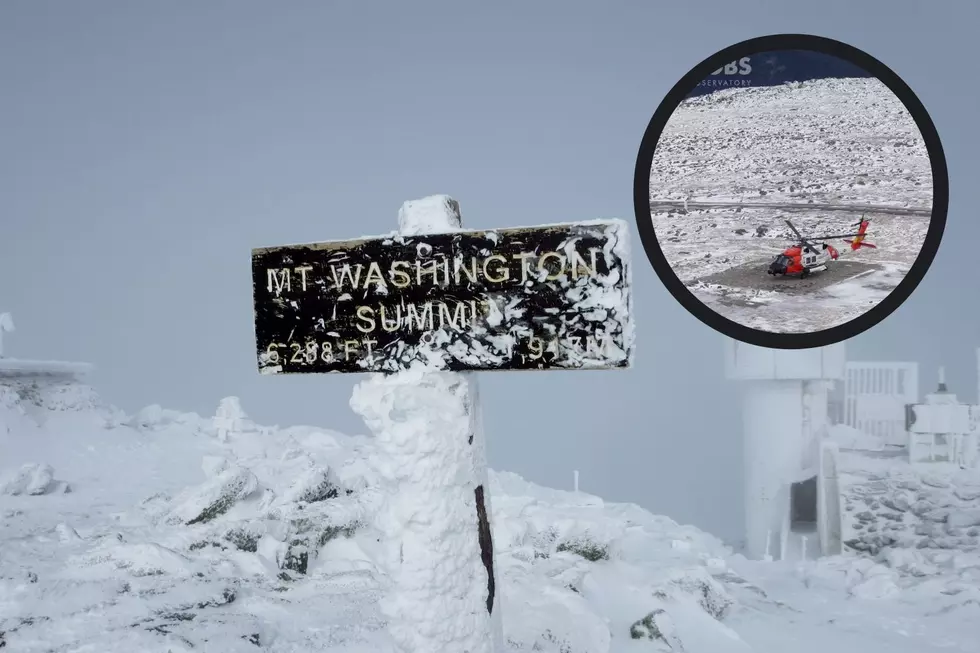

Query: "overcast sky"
(2, 1), (977, 544)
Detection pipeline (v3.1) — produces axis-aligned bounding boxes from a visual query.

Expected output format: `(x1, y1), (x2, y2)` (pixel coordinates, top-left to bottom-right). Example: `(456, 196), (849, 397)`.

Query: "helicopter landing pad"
(691, 259), (884, 296)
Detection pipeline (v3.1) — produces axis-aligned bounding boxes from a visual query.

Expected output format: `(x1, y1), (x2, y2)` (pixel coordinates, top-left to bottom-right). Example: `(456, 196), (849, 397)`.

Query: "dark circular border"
(633, 33), (949, 349)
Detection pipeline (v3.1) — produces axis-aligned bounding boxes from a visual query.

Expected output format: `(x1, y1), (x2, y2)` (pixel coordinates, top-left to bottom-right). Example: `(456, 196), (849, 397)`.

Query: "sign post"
(251, 195), (634, 652)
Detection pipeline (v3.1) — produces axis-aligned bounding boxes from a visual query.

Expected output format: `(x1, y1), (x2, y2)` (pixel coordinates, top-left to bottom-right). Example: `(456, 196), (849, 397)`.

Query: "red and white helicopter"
(767, 217), (876, 278)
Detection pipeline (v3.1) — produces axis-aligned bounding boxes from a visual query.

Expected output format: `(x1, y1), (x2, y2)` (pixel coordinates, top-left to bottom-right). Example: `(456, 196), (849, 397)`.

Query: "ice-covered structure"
(724, 340), (845, 561)
(906, 367), (977, 467)
(829, 361), (919, 447)
(729, 343), (980, 563)
(825, 347), (980, 466)
(212, 396), (256, 442)
(0, 313), (95, 412)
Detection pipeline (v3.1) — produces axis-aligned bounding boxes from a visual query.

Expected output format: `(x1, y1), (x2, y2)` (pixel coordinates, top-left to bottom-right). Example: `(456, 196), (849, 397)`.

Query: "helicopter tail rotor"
(845, 217), (876, 250)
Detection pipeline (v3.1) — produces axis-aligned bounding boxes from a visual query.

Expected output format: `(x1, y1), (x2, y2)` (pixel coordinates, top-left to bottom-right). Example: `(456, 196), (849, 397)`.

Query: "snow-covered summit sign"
(251, 220), (634, 375)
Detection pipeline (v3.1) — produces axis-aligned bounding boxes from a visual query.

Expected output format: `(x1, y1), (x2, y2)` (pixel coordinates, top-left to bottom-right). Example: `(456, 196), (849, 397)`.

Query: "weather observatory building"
(725, 340), (846, 561)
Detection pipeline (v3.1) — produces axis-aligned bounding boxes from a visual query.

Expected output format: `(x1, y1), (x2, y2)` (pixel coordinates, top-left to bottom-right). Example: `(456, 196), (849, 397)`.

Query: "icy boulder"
(503, 569), (613, 653)
(0, 384), (21, 411)
(487, 470), (751, 653)
(279, 465), (344, 504)
(167, 465), (260, 525)
(144, 425), (370, 585)
(0, 385), (36, 436)
(128, 404), (205, 433)
(2, 376), (125, 431)
(948, 509), (980, 529)
(29, 382), (103, 412)
(0, 462), (69, 495)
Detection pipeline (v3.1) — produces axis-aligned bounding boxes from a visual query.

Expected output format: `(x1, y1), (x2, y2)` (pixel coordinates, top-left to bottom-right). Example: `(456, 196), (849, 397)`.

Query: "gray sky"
(1, 1), (977, 544)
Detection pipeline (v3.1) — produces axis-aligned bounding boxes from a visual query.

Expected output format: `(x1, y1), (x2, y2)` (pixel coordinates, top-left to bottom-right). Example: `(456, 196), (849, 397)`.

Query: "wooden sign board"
(251, 220), (634, 375)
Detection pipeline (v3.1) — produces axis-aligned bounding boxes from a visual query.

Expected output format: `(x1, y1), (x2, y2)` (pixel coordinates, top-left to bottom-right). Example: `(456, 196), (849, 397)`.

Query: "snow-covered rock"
(0, 462), (68, 496)
(128, 403), (205, 433)
(166, 465), (260, 525)
(838, 450), (980, 556)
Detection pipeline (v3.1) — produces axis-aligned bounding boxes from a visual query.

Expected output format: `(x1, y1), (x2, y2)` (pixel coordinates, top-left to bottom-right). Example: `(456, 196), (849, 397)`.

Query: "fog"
(2, 0), (977, 544)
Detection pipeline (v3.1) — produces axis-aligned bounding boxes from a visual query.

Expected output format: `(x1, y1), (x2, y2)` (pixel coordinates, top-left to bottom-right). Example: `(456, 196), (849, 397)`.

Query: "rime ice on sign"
(250, 219), (633, 376)
(250, 194), (634, 653)
(398, 195), (463, 235)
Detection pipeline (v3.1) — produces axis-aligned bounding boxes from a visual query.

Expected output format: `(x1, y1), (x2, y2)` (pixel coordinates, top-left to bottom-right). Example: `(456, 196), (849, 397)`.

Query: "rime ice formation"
(348, 195), (501, 653)
(397, 194), (464, 236)
(375, 217), (634, 374)
(351, 369), (495, 653)
(0, 462), (69, 496)
(212, 396), (254, 442)
(906, 368), (978, 467)
(253, 216), (634, 376)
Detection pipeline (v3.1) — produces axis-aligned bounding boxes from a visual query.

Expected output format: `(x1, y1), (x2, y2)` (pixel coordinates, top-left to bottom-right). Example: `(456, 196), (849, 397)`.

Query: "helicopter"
(767, 218), (876, 278)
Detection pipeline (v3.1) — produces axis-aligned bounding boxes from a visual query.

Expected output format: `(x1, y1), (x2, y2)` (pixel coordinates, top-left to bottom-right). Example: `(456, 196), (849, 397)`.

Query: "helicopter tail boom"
(845, 219), (876, 250)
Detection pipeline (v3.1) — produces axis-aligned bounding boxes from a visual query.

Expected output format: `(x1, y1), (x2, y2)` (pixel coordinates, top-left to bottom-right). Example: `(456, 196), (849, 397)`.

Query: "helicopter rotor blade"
(785, 219), (804, 241)
(805, 232), (864, 240)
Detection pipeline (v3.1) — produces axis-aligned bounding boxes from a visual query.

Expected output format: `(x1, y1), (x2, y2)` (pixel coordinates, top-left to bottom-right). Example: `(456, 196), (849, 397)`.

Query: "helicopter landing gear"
(800, 269), (810, 280)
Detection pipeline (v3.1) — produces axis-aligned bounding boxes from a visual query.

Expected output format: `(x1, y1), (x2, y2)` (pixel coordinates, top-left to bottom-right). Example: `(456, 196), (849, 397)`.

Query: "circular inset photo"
(634, 35), (948, 349)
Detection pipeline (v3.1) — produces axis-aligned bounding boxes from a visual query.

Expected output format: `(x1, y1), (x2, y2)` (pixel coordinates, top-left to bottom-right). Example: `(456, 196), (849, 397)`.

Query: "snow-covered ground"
(2, 378), (978, 652)
(648, 78), (933, 333)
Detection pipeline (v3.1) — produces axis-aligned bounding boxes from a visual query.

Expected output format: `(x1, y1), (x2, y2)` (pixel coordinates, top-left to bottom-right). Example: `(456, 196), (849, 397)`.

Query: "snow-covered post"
(352, 369), (500, 652)
(399, 197), (503, 648)
(573, 469), (580, 492)
(350, 196), (502, 653)
(0, 312), (14, 357)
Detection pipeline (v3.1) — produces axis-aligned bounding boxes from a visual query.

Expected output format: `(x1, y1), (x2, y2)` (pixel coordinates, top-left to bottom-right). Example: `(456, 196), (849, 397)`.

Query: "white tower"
(725, 339), (846, 561)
